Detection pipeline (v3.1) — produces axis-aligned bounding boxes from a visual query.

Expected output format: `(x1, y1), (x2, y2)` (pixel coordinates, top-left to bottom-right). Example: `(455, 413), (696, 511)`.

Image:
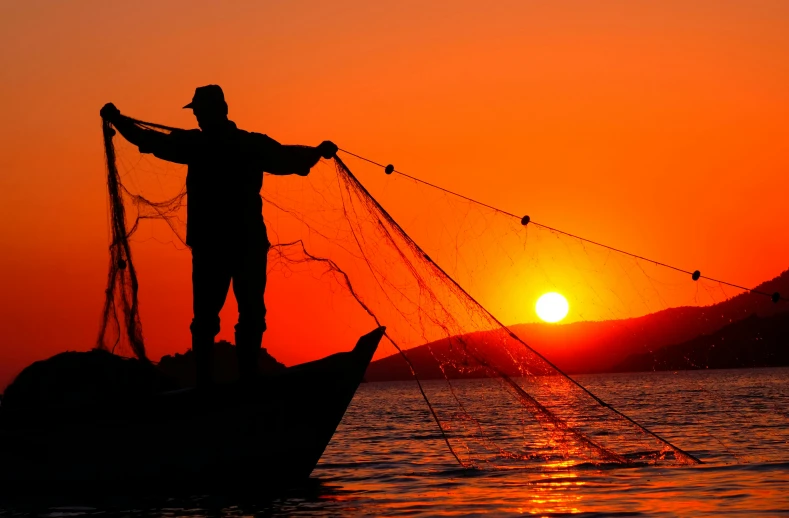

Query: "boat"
(0, 326), (385, 489)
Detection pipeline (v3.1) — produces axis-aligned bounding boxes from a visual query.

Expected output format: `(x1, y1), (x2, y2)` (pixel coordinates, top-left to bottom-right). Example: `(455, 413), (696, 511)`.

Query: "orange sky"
(2, 1), (789, 389)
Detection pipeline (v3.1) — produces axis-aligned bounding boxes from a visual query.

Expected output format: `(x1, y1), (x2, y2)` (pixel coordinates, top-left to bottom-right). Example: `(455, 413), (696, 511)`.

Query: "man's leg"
(191, 247), (232, 387)
(232, 241), (269, 381)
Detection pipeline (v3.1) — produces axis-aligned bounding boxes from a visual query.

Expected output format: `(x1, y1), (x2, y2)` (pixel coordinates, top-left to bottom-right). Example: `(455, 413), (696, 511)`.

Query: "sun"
(535, 292), (569, 323)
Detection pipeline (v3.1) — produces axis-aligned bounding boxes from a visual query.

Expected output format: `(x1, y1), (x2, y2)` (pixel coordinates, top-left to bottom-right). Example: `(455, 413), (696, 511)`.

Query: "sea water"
(2, 368), (788, 516)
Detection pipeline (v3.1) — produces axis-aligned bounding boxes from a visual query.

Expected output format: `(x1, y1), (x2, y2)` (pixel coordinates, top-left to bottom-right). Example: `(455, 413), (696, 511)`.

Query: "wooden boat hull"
(0, 327), (384, 487)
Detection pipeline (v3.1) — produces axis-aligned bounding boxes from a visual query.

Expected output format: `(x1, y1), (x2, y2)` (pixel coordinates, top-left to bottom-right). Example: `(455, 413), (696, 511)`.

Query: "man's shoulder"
(168, 128), (201, 141)
(238, 128), (277, 141)
(237, 129), (281, 149)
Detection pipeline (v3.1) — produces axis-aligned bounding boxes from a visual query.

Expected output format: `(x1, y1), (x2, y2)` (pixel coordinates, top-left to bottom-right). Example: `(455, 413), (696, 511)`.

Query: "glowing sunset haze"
(2, 1), (789, 389)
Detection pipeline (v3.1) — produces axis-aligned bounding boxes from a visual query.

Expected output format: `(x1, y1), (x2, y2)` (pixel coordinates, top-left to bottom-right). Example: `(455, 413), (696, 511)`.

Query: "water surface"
(2, 368), (787, 516)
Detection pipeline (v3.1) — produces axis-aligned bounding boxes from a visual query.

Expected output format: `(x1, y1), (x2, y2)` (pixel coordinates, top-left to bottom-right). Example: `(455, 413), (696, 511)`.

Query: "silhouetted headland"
(613, 311), (789, 372)
(365, 268), (789, 381)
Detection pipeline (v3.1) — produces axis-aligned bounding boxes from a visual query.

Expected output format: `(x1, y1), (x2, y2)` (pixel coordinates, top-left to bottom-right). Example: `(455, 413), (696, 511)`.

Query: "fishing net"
(99, 114), (788, 469)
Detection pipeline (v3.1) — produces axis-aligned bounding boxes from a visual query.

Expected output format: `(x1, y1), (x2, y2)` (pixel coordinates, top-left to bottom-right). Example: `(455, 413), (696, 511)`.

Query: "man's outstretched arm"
(263, 138), (338, 176)
(100, 103), (190, 164)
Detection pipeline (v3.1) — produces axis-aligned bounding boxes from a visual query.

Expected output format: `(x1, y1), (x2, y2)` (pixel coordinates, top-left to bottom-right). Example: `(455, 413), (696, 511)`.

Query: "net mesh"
(99, 116), (713, 469)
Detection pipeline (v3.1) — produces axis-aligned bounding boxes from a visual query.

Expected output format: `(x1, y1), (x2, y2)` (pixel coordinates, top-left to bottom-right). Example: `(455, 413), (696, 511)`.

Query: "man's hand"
(317, 140), (338, 159)
(100, 103), (121, 122)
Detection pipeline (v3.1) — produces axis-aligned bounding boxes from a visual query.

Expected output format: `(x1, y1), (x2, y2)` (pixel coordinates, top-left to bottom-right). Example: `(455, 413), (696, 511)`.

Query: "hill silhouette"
(365, 268), (789, 381)
(613, 311), (789, 372)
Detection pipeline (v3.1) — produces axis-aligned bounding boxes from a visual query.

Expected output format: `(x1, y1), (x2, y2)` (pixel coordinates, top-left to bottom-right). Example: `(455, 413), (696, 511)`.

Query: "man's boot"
(236, 331), (262, 384)
(193, 338), (215, 389)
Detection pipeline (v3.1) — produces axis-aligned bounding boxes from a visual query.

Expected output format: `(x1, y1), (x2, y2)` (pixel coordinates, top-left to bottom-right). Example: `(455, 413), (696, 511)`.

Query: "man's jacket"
(123, 119), (320, 248)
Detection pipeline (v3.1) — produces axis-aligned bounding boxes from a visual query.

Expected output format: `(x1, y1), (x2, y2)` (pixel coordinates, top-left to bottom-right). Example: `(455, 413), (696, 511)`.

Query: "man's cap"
(183, 85), (227, 110)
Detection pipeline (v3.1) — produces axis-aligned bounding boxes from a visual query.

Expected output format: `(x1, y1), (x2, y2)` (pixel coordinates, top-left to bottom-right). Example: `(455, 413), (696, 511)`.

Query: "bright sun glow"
(535, 292), (569, 323)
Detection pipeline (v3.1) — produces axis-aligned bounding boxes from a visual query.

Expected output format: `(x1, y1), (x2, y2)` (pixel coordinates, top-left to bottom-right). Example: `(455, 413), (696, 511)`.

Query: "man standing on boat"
(100, 85), (337, 386)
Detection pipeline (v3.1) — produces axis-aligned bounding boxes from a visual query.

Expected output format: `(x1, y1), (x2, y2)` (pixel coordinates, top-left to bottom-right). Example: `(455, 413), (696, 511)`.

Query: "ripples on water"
(1, 368), (787, 516)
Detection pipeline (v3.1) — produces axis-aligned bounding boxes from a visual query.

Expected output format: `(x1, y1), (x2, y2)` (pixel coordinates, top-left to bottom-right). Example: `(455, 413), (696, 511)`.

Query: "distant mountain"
(364, 268), (789, 381)
(613, 312), (789, 372)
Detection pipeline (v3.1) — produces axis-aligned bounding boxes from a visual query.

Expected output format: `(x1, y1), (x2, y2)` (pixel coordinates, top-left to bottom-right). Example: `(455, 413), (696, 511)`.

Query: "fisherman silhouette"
(100, 85), (337, 387)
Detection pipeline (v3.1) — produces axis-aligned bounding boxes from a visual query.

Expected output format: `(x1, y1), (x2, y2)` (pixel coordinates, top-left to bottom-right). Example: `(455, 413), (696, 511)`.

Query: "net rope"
(338, 149), (784, 303)
(98, 115), (718, 469)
